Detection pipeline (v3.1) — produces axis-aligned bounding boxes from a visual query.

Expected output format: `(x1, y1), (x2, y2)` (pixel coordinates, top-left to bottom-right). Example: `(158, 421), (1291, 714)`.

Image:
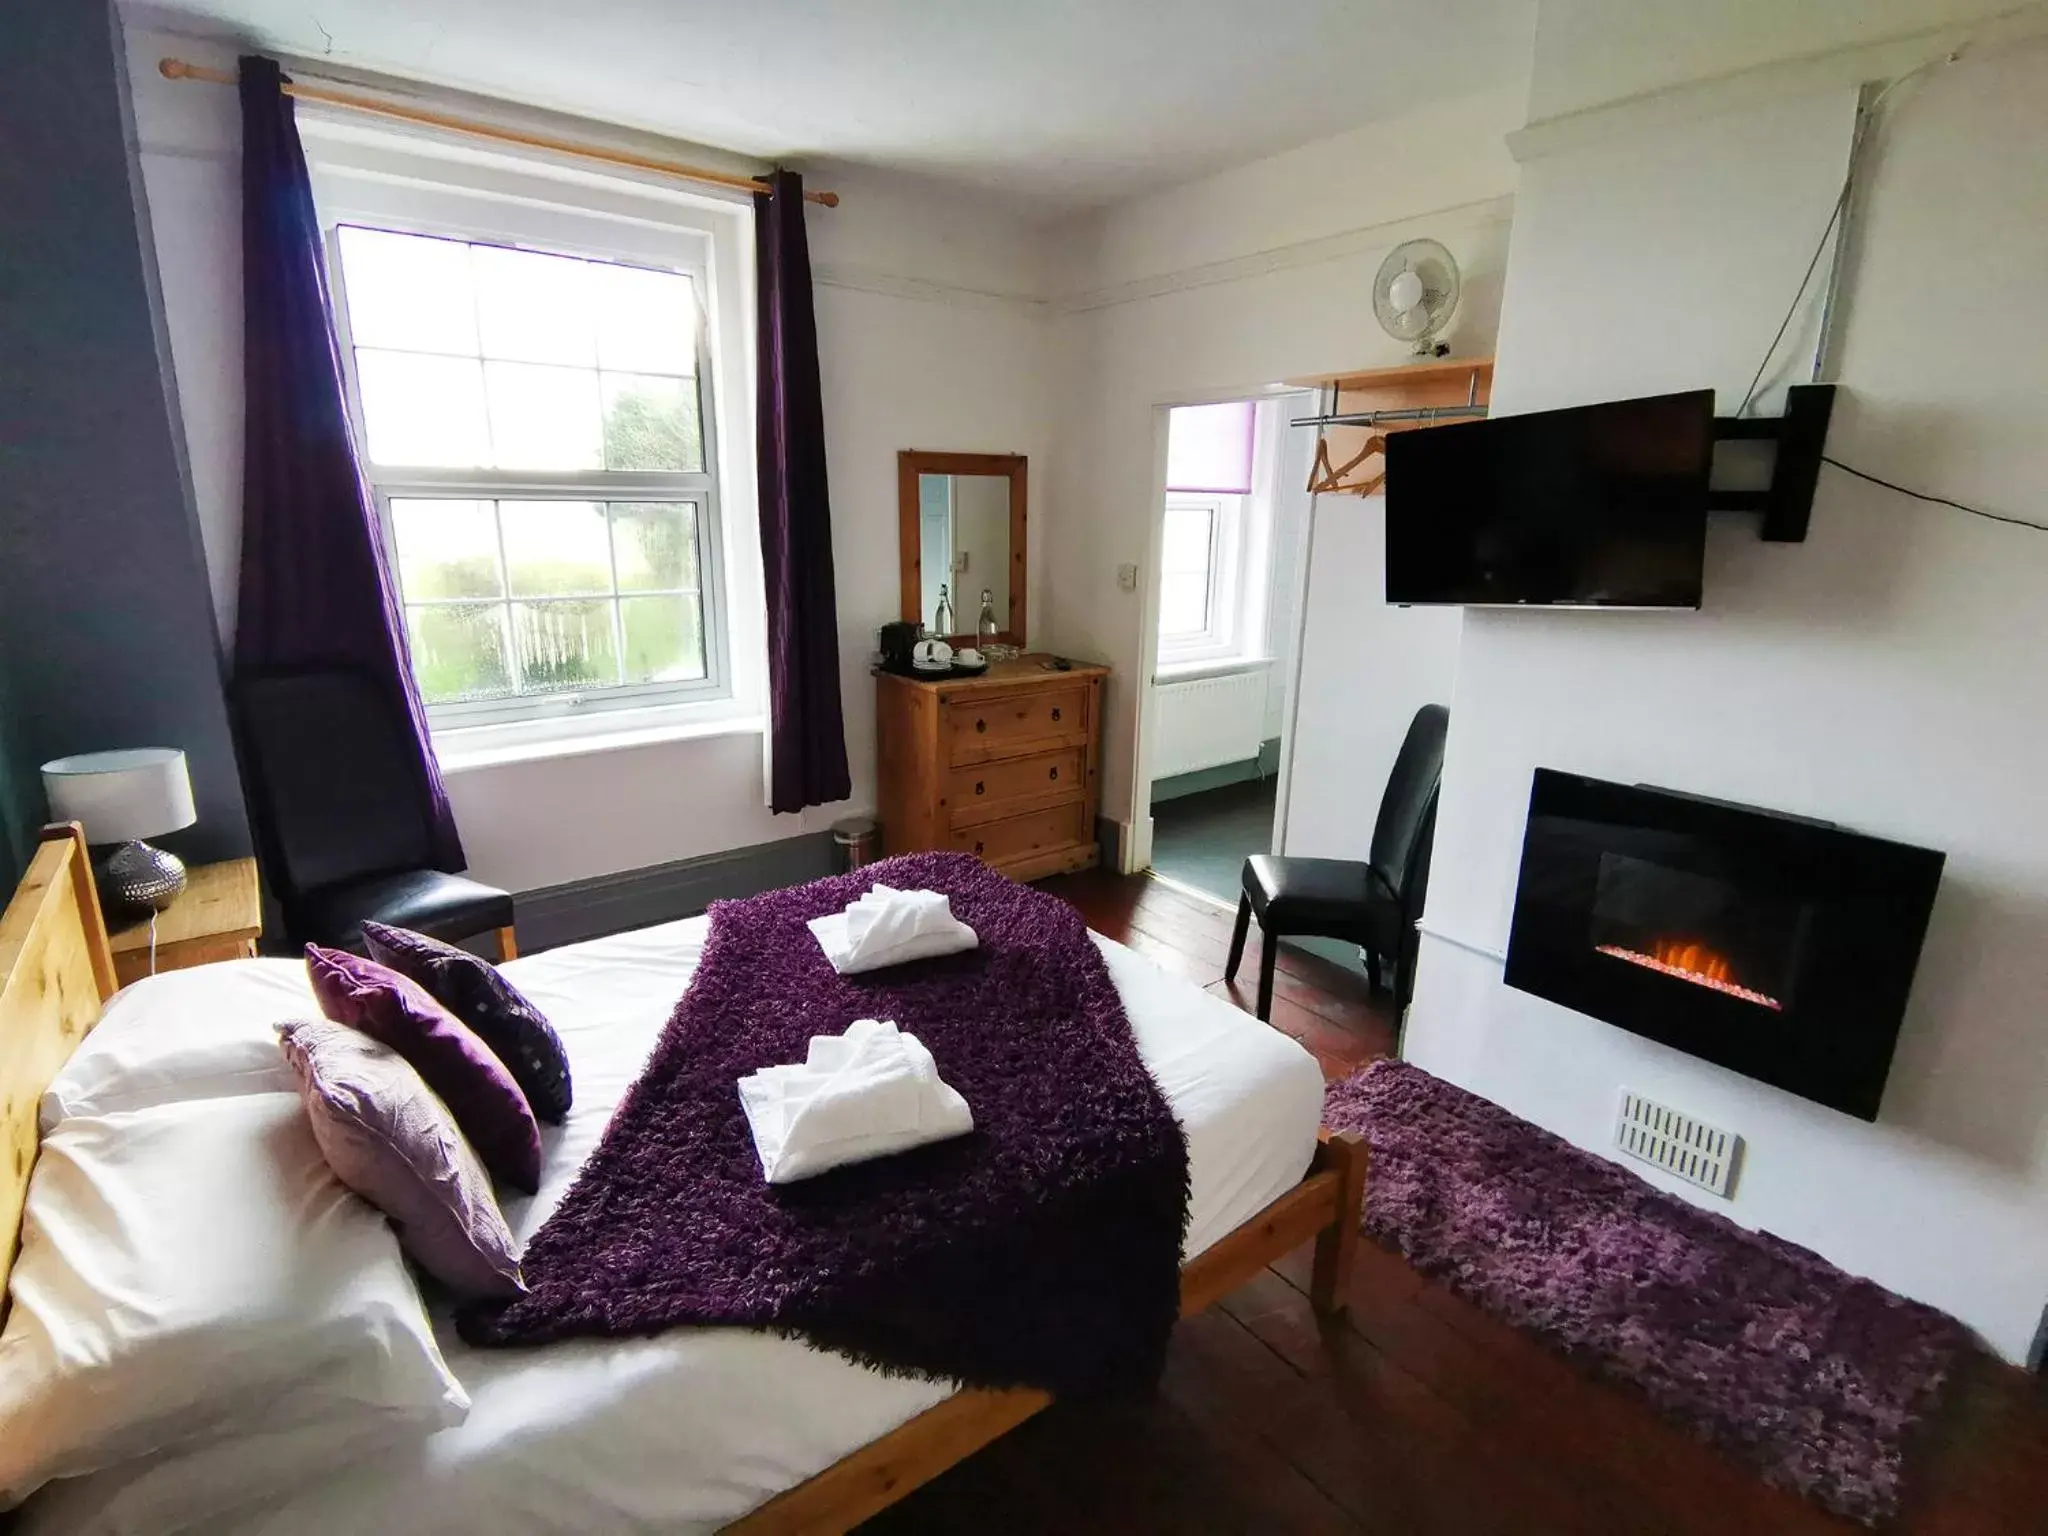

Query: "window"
(1158, 400), (1262, 667)
(1159, 494), (1226, 641)
(315, 136), (751, 739)
(334, 225), (720, 725)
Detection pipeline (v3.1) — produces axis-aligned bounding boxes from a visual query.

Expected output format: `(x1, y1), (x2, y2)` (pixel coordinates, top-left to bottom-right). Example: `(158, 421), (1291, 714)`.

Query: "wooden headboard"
(0, 825), (116, 1304)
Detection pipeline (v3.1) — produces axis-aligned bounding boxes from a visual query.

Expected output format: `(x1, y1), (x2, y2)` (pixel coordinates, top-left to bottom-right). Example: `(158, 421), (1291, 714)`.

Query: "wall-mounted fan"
(1373, 239), (1461, 356)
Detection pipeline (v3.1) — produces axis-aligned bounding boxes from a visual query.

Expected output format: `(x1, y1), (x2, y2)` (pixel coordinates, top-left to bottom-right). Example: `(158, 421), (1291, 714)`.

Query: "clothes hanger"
(1307, 431), (1387, 496)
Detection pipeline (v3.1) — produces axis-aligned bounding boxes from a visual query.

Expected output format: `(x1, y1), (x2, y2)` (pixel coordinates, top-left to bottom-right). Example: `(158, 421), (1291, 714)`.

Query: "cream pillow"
(39, 961), (310, 1130)
(0, 1094), (468, 1508)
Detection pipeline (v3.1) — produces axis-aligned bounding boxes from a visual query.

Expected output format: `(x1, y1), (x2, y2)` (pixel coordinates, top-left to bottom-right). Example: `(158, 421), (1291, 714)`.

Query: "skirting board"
(514, 832), (838, 952)
(1097, 816), (1126, 873)
(1151, 739), (1281, 804)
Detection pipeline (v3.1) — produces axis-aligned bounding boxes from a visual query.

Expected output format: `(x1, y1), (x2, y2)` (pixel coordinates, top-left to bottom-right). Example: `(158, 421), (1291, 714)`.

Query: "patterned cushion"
(277, 1018), (524, 1300)
(361, 922), (572, 1123)
(304, 945), (542, 1193)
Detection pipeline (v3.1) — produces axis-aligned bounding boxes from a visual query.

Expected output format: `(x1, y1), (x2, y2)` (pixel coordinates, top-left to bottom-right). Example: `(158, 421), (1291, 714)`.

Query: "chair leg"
(1257, 934), (1278, 1023)
(496, 925), (519, 961)
(1365, 950), (1383, 995)
(1225, 897), (1252, 981)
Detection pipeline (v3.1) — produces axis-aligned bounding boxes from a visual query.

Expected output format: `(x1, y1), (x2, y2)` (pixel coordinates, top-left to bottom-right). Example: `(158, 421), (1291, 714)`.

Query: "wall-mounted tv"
(1384, 389), (1716, 609)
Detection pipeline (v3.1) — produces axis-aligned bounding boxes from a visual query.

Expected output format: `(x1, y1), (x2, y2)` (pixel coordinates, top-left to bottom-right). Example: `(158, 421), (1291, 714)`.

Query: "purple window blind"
(1165, 401), (1256, 494)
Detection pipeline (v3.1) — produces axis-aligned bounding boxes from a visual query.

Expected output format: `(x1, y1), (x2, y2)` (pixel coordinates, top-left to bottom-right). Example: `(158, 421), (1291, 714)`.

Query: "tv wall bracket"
(1710, 384), (1835, 543)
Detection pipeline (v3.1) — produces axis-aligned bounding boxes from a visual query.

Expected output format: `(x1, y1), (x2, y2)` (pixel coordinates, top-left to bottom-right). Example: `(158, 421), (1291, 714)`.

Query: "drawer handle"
(1050, 707), (1063, 722)
(975, 780), (986, 796)
(973, 840), (985, 855)
(974, 718), (987, 734)
(1048, 766), (1059, 781)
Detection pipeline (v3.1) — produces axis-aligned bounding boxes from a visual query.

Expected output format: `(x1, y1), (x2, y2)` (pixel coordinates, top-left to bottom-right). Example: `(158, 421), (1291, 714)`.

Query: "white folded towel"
(737, 1019), (973, 1184)
(806, 884), (979, 975)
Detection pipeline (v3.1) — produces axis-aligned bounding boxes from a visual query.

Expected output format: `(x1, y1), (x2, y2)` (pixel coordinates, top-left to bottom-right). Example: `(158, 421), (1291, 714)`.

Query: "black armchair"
(1225, 703), (1448, 1021)
(234, 667), (516, 956)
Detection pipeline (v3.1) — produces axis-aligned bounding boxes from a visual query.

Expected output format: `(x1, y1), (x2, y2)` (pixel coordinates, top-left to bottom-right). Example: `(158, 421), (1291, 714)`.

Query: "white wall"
(1039, 85), (1525, 859)
(1260, 398), (1315, 743)
(1284, 505), (1462, 861)
(1409, 8), (2048, 1359)
(121, 22), (1058, 893)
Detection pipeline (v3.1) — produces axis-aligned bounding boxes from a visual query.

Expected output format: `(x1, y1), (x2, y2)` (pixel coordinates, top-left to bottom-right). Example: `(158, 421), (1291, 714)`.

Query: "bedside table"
(110, 856), (263, 987)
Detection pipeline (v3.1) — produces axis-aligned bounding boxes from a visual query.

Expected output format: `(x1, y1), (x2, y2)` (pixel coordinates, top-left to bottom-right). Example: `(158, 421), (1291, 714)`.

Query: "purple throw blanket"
(459, 853), (1191, 1398)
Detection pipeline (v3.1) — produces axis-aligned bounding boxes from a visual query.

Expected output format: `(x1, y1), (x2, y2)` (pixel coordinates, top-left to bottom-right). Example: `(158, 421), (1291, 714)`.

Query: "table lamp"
(42, 748), (198, 921)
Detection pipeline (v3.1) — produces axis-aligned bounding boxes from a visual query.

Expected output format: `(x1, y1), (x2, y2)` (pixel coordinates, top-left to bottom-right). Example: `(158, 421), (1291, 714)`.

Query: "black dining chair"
(234, 667), (517, 957)
(1225, 703), (1448, 1022)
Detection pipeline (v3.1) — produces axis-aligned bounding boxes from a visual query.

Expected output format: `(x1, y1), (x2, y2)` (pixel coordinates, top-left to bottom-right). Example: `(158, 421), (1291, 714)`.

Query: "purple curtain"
(754, 170), (851, 814)
(234, 57), (464, 871)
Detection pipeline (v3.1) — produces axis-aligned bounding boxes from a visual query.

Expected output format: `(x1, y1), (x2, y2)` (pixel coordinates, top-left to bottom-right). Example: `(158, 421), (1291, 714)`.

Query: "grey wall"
(0, 0), (249, 867)
(0, 665), (40, 890)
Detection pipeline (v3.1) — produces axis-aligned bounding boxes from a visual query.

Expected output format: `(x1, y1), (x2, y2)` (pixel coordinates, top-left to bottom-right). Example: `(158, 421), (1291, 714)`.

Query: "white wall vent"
(1615, 1091), (1741, 1198)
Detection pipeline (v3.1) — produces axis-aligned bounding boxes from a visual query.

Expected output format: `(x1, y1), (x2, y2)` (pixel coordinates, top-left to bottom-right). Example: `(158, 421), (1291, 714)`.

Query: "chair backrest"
(234, 668), (436, 900)
(1368, 703), (1450, 902)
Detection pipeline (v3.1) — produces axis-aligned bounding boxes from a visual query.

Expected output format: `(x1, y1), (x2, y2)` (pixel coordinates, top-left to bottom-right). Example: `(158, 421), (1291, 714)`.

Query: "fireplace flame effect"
(1595, 940), (1784, 1011)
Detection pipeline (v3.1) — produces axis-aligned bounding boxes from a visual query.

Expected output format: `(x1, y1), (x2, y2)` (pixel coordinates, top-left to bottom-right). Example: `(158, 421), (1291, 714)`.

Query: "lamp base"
(94, 840), (188, 923)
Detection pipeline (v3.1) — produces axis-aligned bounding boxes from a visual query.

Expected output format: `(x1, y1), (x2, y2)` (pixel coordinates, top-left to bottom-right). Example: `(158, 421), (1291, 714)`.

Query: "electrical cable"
(1735, 50), (1964, 417)
(1821, 457), (2046, 534)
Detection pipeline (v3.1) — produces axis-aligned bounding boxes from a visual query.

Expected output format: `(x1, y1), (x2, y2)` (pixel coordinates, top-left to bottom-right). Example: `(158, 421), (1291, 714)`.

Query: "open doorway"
(1140, 392), (1315, 905)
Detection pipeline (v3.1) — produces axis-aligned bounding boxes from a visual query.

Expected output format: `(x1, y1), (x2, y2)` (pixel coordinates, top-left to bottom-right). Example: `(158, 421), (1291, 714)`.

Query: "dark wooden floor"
(861, 869), (2048, 1535)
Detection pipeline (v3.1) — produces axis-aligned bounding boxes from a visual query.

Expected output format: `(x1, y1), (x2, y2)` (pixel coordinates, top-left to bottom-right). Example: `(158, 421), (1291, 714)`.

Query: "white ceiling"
(130, 0), (1536, 212)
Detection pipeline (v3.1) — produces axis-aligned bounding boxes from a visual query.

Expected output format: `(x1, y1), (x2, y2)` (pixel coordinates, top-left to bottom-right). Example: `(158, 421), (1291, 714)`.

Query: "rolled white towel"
(807, 884), (979, 975)
(737, 1019), (973, 1184)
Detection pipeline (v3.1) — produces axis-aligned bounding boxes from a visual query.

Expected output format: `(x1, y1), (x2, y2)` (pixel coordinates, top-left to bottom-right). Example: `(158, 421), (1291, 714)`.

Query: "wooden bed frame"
(0, 823), (1368, 1535)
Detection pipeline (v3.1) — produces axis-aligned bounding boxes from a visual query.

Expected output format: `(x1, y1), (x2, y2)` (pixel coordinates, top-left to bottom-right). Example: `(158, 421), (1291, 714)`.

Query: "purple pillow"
(277, 1018), (524, 1300)
(361, 922), (572, 1123)
(305, 944), (542, 1194)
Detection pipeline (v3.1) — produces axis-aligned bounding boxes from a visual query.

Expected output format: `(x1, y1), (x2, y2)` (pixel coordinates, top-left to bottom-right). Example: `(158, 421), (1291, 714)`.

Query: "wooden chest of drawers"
(875, 656), (1108, 882)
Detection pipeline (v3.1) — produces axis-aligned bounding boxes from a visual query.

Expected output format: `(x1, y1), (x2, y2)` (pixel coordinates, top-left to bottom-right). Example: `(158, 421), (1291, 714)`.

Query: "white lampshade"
(42, 749), (198, 844)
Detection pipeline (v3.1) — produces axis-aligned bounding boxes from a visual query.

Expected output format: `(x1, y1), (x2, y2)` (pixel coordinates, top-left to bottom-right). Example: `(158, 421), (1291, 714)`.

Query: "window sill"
(434, 707), (765, 773)
(1153, 655), (1274, 684)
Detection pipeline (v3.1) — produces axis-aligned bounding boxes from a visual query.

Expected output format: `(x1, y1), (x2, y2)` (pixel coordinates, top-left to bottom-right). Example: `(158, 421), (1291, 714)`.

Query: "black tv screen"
(1384, 389), (1715, 608)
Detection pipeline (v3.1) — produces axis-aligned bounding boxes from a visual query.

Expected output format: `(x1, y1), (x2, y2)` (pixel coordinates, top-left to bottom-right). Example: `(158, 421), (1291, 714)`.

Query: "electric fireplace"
(1504, 770), (1944, 1120)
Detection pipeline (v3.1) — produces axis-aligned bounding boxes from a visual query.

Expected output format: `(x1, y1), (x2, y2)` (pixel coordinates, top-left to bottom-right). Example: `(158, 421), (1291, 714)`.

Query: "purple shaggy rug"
(460, 853), (1190, 1399)
(1323, 1059), (1974, 1526)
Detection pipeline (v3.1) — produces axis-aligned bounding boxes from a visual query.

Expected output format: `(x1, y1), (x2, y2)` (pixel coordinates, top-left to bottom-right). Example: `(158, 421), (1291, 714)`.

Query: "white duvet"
(26, 916), (1324, 1536)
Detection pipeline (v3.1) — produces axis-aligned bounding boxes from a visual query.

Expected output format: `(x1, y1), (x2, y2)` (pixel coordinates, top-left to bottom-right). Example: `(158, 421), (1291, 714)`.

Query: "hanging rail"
(1289, 403), (1489, 429)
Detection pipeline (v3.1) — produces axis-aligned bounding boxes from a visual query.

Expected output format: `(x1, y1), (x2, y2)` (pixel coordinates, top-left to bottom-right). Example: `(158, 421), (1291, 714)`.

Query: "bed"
(0, 825), (1366, 1534)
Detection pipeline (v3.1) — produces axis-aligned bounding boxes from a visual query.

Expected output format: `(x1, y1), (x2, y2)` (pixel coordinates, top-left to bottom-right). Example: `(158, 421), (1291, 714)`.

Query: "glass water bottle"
(977, 589), (998, 650)
(933, 583), (954, 637)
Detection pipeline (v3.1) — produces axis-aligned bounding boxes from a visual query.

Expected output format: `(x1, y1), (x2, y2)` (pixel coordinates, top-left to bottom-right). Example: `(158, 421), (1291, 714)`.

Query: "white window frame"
(1157, 491), (1246, 665)
(303, 118), (765, 749)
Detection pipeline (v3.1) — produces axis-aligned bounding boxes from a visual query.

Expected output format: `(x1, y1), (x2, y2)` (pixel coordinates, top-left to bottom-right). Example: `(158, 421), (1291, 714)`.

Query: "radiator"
(1151, 666), (1269, 780)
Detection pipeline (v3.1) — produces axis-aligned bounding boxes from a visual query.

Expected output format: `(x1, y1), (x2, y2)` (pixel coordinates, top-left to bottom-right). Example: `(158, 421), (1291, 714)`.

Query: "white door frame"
(1125, 384), (1320, 876)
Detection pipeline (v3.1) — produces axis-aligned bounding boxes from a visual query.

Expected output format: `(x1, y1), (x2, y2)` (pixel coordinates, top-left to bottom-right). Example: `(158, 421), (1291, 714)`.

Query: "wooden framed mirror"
(897, 451), (1027, 647)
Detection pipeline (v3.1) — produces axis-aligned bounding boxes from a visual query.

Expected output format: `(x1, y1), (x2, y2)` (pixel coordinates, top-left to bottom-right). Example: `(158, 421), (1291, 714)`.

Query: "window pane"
(389, 500), (502, 600)
(472, 244), (596, 366)
(1161, 503), (1215, 576)
(601, 374), (702, 472)
(1159, 573), (1211, 638)
(336, 227), (478, 356)
(484, 361), (602, 471)
(500, 500), (611, 596)
(610, 502), (699, 591)
(408, 603), (511, 703)
(356, 351), (491, 467)
(594, 263), (697, 375)
(511, 599), (620, 692)
(620, 594), (705, 683)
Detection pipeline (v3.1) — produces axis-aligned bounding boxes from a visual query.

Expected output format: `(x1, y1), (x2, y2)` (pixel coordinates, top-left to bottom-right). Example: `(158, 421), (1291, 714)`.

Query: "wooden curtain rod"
(157, 58), (840, 207)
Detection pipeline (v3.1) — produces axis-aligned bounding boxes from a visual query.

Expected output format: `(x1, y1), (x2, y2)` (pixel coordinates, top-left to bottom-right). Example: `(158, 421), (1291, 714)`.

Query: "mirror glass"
(917, 473), (1012, 635)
